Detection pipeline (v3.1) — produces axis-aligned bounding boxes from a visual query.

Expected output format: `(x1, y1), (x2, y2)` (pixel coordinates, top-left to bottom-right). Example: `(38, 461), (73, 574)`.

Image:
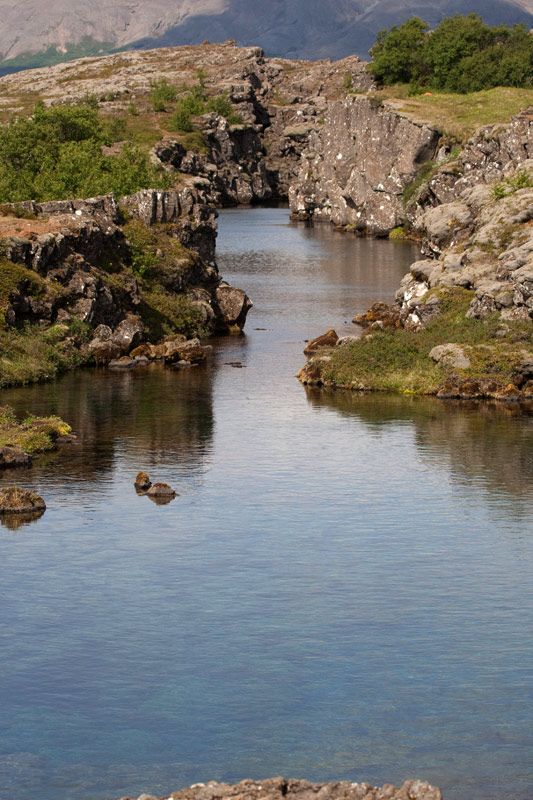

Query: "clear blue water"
(0, 208), (532, 800)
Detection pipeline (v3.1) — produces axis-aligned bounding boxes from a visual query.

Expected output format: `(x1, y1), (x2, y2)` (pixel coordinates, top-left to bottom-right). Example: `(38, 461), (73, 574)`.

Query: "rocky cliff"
(298, 159), (533, 401)
(288, 96), (440, 235)
(0, 183), (252, 383)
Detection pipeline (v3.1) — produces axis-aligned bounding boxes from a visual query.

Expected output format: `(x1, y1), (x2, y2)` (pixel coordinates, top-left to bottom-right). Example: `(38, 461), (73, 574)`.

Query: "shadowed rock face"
(117, 777), (442, 800)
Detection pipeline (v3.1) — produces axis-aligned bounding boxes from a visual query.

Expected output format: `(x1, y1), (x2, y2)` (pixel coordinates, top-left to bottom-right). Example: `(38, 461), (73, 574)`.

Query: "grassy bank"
(0, 405), (71, 452)
(380, 85), (533, 141)
(315, 289), (533, 395)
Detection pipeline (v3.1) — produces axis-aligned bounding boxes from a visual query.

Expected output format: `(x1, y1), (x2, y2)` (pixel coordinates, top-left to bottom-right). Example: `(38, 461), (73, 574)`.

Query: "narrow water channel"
(0, 207), (532, 800)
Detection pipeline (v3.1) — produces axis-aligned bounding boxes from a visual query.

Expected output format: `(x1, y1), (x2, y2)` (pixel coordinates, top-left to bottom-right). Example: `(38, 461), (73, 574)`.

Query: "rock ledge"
(119, 776), (441, 800)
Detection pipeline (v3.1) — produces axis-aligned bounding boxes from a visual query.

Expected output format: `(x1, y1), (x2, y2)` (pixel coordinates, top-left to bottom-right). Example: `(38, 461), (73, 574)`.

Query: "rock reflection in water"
(304, 388), (533, 502)
(0, 364), (215, 487)
(0, 510), (46, 530)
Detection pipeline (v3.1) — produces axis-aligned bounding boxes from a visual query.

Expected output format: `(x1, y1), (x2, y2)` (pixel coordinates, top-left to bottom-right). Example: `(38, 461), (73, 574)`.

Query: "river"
(0, 207), (532, 800)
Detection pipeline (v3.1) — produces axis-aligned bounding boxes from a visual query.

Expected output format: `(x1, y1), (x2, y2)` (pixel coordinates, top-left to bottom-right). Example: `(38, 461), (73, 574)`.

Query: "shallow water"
(0, 208), (532, 800)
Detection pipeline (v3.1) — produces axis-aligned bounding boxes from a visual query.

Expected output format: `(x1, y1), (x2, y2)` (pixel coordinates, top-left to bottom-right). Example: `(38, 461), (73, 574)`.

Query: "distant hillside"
(1, 0), (533, 70)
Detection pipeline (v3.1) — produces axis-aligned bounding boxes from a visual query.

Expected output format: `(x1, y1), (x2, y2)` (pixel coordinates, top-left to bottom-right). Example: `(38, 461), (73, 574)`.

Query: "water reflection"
(0, 364), (215, 488)
(304, 388), (533, 502)
(0, 208), (531, 800)
(0, 510), (45, 530)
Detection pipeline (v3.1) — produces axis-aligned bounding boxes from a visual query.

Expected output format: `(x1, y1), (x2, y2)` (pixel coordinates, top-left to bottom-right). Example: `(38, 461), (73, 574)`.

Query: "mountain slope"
(1, 0), (533, 67)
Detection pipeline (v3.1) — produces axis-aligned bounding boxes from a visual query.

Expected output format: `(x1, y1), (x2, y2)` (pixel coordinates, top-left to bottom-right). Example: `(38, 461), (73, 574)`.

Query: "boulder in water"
(0, 486), (46, 515)
(134, 472), (152, 491)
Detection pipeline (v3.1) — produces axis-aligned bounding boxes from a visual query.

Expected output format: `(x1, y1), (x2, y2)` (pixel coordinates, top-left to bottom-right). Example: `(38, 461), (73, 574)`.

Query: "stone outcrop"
(118, 777), (441, 800)
(298, 160), (533, 400)
(120, 186), (218, 264)
(407, 111), (533, 228)
(0, 186), (252, 374)
(289, 96), (440, 234)
(398, 164), (533, 328)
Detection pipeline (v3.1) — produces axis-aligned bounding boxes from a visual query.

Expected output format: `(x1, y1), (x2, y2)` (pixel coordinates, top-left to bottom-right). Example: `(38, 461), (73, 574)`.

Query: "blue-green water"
(0, 208), (532, 800)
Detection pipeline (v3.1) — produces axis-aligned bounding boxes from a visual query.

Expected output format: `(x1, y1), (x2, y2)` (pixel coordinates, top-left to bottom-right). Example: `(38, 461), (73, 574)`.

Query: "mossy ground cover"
(0, 322), (91, 388)
(122, 218), (205, 340)
(0, 405), (71, 453)
(320, 288), (533, 394)
(381, 85), (533, 141)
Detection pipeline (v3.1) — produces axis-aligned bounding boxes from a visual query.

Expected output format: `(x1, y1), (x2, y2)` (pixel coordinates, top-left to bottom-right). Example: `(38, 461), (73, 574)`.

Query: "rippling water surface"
(0, 208), (532, 800)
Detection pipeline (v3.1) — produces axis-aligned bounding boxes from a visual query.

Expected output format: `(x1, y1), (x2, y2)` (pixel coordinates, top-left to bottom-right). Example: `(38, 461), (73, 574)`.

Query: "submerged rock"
(0, 486), (46, 515)
(147, 482), (177, 498)
(145, 482), (178, 505)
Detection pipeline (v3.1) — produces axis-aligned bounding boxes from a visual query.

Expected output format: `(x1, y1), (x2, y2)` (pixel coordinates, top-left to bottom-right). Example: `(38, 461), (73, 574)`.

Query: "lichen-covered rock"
(429, 344), (471, 369)
(117, 776), (442, 800)
(289, 96), (439, 234)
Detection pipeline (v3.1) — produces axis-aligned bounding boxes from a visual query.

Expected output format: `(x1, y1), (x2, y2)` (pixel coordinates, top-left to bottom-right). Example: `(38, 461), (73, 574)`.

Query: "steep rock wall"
(407, 110), (533, 230)
(288, 97), (440, 235)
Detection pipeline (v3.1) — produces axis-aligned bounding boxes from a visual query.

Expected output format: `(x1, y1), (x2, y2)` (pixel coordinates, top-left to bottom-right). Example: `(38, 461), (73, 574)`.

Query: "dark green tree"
(368, 17), (429, 85)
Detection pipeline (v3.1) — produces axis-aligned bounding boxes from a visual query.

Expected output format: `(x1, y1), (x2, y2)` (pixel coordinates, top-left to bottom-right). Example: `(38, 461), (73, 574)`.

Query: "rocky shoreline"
(298, 158), (533, 401)
(118, 777), (441, 800)
(0, 186), (252, 387)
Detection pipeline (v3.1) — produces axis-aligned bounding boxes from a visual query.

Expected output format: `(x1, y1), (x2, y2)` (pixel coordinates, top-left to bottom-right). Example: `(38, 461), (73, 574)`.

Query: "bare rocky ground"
(118, 777), (441, 800)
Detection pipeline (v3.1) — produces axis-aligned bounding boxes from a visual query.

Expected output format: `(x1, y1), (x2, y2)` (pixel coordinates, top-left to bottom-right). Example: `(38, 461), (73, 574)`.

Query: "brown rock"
(495, 383), (522, 401)
(353, 302), (400, 329)
(215, 285), (253, 331)
(521, 379), (533, 397)
(303, 329), (338, 356)
(130, 344), (152, 359)
(296, 362), (324, 385)
(0, 486), (46, 515)
(164, 338), (207, 364)
(0, 446), (32, 469)
(134, 472), (151, 491)
(146, 482), (177, 497)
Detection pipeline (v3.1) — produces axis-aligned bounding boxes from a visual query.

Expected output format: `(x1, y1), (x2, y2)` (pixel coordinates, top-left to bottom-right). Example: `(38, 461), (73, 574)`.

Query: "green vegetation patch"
(121, 219), (205, 340)
(138, 290), (204, 342)
(0, 100), (172, 203)
(0, 38), (114, 72)
(383, 85), (533, 141)
(123, 219), (194, 279)
(0, 321), (91, 388)
(320, 288), (533, 394)
(368, 14), (533, 94)
(0, 404), (71, 453)
(0, 258), (45, 312)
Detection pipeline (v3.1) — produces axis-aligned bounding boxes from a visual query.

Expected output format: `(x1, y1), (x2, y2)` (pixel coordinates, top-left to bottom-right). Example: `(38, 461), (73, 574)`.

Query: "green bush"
(0, 101), (171, 202)
(169, 83), (242, 133)
(149, 78), (178, 112)
(367, 14), (533, 93)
